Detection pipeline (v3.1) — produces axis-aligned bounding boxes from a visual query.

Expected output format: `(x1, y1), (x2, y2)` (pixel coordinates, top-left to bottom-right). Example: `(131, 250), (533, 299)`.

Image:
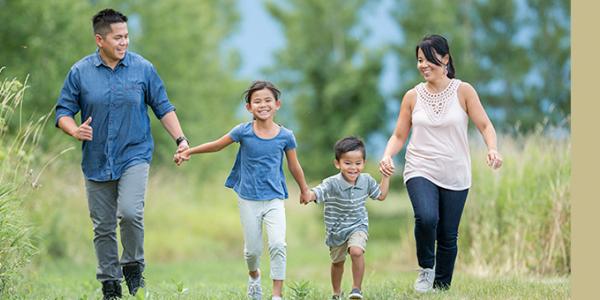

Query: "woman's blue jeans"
(406, 177), (469, 289)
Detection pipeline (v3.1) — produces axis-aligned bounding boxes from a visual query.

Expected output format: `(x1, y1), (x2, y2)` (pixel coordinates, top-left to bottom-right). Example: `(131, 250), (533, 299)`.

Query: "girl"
(379, 34), (503, 292)
(175, 80), (310, 300)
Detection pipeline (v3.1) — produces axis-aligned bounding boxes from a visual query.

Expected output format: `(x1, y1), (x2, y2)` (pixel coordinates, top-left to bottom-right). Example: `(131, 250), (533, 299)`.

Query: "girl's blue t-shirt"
(225, 122), (297, 200)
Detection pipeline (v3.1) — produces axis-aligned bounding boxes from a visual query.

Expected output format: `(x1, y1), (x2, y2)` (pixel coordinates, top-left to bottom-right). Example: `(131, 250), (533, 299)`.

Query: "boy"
(301, 137), (392, 300)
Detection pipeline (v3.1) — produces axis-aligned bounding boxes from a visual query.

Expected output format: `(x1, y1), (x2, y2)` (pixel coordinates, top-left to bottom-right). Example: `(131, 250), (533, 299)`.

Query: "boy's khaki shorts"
(329, 231), (368, 263)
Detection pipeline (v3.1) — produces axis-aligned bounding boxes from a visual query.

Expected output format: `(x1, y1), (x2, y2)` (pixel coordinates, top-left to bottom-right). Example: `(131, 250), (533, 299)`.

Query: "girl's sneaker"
(247, 275), (262, 300)
(348, 288), (363, 299)
(331, 294), (341, 300)
(414, 268), (435, 293)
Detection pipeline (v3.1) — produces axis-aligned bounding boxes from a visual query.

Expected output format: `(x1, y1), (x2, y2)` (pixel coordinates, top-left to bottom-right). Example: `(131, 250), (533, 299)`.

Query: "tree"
(390, 0), (570, 132)
(265, 0), (386, 178)
(126, 0), (245, 168)
(0, 0), (93, 120)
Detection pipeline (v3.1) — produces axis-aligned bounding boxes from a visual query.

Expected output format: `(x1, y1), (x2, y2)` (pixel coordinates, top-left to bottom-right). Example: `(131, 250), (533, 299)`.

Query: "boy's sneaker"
(247, 275), (262, 300)
(101, 280), (122, 300)
(414, 268), (435, 293)
(331, 294), (341, 300)
(122, 263), (145, 296)
(348, 288), (363, 299)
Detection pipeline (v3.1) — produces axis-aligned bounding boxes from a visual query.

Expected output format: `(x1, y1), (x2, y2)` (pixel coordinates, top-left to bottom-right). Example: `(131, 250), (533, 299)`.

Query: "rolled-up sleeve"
(55, 67), (81, 127)
(146, 64), (175, 119)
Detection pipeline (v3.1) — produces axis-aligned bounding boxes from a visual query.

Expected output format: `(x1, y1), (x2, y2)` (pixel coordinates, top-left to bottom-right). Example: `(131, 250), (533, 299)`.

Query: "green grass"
(16, 259), (568, 299)
(0, 70), (50, 295)
(14, 150), (570, 299)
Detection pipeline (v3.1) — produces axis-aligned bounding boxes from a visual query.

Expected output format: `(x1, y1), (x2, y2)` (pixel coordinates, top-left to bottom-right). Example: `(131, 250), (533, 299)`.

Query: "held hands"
(73, 117), (93, 141)
(173, 141), (190, 166)
(379, 156), (395, 177)
(299, 189), (314, 205)
(487, 149), (503, 170)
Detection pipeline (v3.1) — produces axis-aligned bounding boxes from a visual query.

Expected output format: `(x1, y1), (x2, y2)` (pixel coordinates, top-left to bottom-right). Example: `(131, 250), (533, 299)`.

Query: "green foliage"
(265, 0), (386, 178)
(461, 131), (570, 275)
(391, 0), (570, 132)
(0, 70), (48, 296)
(287, 280), (316, 300)
(0, 0), (94, 132)
(126, 0), (247, 168)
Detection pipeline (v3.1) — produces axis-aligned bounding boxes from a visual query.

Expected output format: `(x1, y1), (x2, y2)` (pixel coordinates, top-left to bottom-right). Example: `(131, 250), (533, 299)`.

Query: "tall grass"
(461, 128), (570, 276)
(0, 68), (51, 295)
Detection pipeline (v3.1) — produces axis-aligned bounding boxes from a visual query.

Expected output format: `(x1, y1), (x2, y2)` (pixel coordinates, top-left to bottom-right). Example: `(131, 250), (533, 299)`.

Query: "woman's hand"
(379, 156), (395, 177)
(487, 149), (503, 170)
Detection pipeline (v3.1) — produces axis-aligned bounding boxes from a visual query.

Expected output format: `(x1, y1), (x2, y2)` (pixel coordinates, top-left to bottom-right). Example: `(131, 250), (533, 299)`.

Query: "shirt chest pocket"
(115, 81), (143, 106)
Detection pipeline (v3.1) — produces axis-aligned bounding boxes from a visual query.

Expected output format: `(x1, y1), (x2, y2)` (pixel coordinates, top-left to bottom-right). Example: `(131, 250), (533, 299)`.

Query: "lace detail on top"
(415, 79), (461, 123)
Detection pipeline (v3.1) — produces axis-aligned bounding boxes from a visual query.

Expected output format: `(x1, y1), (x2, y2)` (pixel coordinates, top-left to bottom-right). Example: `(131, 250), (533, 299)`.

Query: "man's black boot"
(122, 263), (145, 295)
(101, 280), (122, 300)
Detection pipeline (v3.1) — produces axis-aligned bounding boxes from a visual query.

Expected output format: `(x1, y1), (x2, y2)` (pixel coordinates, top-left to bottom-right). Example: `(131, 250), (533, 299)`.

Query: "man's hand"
(173, 140), (190, 166)
(73, 117), (93, 141)
(177, 139), (189, 154)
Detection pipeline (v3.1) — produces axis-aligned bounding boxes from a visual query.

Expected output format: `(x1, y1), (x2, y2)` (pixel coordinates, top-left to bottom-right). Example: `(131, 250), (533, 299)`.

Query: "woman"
(379, 34), (503, 292)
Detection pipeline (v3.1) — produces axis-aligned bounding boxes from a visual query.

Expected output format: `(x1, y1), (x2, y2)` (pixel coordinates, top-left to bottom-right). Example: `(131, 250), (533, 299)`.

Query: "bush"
(0, 68), (49, 295)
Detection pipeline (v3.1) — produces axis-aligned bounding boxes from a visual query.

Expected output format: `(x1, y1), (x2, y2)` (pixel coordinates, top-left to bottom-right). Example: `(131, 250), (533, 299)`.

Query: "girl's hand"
(173, 150), (191, 166)
(379, 156), (395, 177)
(486, 149), (503, 170)
(300, 189), (313, 205)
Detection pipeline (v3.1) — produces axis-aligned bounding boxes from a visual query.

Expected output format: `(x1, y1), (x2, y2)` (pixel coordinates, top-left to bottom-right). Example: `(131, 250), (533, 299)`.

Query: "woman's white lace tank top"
(403, 79), (471, 190)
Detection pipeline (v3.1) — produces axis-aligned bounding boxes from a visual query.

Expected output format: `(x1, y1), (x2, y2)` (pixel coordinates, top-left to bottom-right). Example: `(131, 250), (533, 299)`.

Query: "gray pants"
(85, 163), (149, 282)
(238, 197), (287, 280)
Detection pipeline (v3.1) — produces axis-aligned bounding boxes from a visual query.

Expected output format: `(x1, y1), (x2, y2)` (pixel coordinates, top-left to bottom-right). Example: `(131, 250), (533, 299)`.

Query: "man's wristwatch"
(175, 136), (188, 146)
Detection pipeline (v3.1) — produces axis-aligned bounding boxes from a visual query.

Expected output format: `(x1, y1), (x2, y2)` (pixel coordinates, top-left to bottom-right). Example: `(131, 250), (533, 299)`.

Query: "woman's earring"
(444, 64), (448, 74)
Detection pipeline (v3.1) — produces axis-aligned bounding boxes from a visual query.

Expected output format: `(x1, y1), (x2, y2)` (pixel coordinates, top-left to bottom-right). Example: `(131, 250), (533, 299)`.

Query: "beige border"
(572, 1), (598, 299)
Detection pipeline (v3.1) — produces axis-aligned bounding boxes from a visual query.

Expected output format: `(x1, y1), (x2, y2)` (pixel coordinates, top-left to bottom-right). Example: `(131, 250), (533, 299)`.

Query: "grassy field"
(2, 76), (570, 298)
(12, 145), (570, 299)
(17, 259), (568, 299)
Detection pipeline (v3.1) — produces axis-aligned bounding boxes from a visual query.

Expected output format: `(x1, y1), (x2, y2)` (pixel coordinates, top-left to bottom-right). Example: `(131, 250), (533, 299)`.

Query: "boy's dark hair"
(93, 8), (128, 37)
(243, 80), (281, 103)
(334, 137), (366, 160)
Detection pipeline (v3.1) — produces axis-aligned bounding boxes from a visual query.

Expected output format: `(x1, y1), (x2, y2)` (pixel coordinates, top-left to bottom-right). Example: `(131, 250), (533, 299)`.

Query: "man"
(55, 8), (189, 299)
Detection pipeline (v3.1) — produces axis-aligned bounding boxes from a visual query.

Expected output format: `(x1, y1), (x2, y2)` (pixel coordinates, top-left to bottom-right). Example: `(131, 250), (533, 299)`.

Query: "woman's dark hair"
(416, 34), (456, 79)
(243, 80), (281, 103)
(92, 8), (128, 37)
(334, 136), (366, 160)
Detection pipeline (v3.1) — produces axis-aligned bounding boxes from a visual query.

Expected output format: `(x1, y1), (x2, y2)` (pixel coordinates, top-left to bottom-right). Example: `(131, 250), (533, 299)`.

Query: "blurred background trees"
(0, 0), (570, 179)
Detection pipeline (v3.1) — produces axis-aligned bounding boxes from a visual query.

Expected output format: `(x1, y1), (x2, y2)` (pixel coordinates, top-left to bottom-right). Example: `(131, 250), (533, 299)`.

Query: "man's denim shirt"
(55, 50), (175, 182)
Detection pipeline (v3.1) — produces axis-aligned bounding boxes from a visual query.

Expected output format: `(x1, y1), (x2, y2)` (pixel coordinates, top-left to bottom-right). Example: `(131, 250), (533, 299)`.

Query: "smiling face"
(96, 22), (129, 67)
(246, 88), (281, 121)
(334, 150), (365, 185)
(417, 47), (448, 82)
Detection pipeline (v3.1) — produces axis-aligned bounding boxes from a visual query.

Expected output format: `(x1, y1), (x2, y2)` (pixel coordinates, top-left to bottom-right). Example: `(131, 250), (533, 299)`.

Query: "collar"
(93, 49), (129, 68)
(335, 173), (364, 190)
